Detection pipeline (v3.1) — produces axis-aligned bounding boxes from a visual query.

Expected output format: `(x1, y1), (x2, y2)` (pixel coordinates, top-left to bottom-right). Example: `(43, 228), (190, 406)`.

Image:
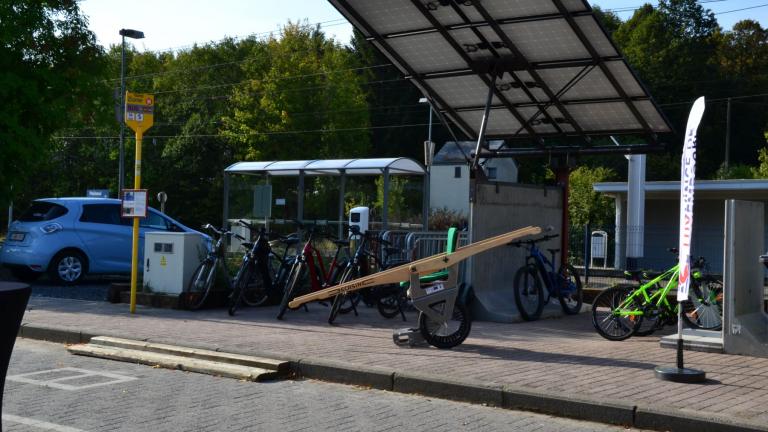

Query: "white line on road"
(2, 414), (86, 432)
(7, 367), (137, 390)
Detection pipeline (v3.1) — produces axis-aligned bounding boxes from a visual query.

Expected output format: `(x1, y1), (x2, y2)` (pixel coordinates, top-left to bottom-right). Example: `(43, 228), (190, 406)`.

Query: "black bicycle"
(227, 220), (299, 316)
(186, 224), (233, 310)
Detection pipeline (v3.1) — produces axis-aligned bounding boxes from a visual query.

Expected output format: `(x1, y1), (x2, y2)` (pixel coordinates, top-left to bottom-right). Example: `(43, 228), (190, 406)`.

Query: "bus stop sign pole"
(123, 92), (154, 314)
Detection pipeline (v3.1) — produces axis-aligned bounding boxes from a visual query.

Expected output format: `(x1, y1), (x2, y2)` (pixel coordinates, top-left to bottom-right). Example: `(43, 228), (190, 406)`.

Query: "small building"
(594, 179), (768, 272)
(429, 141), (518, 217)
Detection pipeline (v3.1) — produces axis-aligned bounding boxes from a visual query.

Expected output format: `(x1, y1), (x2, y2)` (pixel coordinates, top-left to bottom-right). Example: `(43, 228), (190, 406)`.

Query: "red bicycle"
(276, 224), (349, 320)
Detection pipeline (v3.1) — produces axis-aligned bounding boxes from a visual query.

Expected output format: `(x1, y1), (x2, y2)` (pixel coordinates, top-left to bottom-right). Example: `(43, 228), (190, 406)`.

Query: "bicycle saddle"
(546, 248), (560, 255)
(241, 242), (254, 250)
(623, 269), (644, 280)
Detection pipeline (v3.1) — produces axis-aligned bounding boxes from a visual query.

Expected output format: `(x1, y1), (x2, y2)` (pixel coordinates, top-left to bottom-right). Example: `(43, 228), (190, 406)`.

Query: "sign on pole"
(124, 91), (154, 314)
(121, 189), (148, 218)
(125, 92), (154, 133)
(677, 97), (705, 301)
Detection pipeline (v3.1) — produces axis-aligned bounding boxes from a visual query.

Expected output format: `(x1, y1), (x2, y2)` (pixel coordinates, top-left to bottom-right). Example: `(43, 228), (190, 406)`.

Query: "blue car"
(1, 197), (207, 285)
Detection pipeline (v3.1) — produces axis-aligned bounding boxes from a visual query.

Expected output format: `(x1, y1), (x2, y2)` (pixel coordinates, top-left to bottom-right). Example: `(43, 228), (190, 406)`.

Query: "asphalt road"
(3, 339), (651, 432)
(0, 266), (117, 302)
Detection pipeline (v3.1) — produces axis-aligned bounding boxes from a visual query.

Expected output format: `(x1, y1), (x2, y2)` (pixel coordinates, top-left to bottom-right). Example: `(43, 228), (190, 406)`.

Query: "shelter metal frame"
(223, 158), (428, 238)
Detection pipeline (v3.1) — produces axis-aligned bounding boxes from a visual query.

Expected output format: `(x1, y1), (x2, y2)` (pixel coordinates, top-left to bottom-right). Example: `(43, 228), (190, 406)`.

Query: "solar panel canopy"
(329, 0), (672, 153)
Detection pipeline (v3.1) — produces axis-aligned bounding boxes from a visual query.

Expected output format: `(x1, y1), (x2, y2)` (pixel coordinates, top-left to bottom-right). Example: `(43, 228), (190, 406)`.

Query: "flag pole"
(654, 97), (707, 383)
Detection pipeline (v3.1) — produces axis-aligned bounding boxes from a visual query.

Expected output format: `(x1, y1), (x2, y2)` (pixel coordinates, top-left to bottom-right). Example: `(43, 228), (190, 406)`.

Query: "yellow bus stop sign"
(125, 92), (154, 133)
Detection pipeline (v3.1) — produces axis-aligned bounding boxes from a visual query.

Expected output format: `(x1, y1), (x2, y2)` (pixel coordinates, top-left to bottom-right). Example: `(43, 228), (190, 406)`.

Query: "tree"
(222, 23), (371, 162)
(0, 1), (106, 211)
(568, 166), (617, 229)
(613, 0), (723, 177)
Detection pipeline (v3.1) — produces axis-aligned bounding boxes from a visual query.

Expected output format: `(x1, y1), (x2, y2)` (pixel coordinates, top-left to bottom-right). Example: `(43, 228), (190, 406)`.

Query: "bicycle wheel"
(187, 259), (216, 310)
(328, 266), (359, 324)
(277, 263), (305, 320)
(681, 279), (723, 330)
(376, 285), (405, 319)
(418, 300), (471, 349)
(227, 262), (249, 316)
(558, 264), (583, 315)
(513, 264), (544, 321)
(336, 266), (361, 315)
(591, 286), (642, 341)
(241, 264), (270, 307)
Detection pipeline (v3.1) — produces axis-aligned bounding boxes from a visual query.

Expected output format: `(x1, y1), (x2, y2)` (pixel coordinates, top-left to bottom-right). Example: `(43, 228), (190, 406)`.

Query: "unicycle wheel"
(418, 301), (471, 349)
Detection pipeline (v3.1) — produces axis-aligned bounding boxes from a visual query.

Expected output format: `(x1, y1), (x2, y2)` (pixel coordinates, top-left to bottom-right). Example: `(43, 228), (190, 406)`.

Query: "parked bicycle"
(227, 220), (299, 316)
(277, 223), (349, 320)
(510, 234), (583, 321)
(186, 224), (234, 310)
(327, 225), (405, 324)
(591, 254), (723, 341)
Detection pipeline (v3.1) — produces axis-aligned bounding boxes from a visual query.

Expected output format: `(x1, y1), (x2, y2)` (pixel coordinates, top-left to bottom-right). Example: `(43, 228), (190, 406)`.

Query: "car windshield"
(18, 202), (68, 222)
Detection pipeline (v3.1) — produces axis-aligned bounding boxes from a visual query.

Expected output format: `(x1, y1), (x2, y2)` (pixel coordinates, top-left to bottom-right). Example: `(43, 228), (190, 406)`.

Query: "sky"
(79, 0), (768, 52)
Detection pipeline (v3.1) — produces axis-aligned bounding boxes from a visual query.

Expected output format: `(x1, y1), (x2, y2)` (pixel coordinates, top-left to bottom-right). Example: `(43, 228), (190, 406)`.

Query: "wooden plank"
(288, 226), (542, 308)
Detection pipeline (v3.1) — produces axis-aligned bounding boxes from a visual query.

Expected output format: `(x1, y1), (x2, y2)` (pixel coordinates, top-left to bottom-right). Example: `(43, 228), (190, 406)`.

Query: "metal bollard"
(0, 282), (32, 431)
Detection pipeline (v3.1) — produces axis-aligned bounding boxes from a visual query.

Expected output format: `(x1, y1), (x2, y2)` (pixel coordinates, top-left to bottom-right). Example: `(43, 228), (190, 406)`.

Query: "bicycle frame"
(525, 243), (574, 298)
(614, 265), (681, 318)
(296, 231), (347, 293)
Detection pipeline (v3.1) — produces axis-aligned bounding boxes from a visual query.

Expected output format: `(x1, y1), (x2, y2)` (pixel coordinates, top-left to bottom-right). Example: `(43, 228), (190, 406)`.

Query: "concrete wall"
(469, 182), (563, 322)
(722, 200), (768, 357)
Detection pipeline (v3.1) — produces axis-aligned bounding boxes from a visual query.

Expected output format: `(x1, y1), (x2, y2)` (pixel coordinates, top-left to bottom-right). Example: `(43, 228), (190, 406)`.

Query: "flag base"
(654, 366), (706, 383)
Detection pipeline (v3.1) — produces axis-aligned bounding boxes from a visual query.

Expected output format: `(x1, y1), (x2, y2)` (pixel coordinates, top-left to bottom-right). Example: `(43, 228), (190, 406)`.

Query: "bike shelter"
(325, 0), (672, 336)
(222, 158), (428, 240)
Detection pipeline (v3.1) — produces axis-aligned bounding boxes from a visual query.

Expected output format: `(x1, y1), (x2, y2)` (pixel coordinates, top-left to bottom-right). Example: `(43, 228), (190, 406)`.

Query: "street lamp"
(419, 97), (434, 168)
(119, 28), (145, 194)
(419, 97), (434, 231)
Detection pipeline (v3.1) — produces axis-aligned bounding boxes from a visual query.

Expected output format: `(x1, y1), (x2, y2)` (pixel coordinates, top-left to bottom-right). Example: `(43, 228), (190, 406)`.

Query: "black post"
(583, 223), (590, 285)
(0, 282), (32, 430)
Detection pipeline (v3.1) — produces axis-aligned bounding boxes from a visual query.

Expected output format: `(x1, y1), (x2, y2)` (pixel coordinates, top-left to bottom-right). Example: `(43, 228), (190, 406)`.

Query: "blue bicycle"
(510, 234), (583, 321)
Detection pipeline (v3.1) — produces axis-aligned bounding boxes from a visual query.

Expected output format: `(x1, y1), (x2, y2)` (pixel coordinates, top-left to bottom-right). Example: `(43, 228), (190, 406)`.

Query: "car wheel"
(49, 250), (87, 285)
(10, 267), (42, 282)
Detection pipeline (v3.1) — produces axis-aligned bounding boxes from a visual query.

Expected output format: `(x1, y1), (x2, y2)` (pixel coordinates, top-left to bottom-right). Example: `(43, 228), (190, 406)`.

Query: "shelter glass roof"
(224, 158), (427, 176)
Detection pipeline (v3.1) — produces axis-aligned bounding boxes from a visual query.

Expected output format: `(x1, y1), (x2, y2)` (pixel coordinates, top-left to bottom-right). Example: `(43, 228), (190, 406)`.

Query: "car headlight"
(40, 223), (63, 234)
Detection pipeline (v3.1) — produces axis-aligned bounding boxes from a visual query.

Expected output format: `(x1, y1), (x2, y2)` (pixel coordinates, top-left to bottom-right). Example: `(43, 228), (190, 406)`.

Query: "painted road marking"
(2, 414), (86, 432)
(7, 367), (136, 390)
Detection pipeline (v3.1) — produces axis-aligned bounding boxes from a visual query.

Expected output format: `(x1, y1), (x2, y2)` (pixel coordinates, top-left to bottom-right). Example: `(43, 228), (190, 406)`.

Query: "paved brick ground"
(18, 297), (768, 429)
(5, 339), (650, 432)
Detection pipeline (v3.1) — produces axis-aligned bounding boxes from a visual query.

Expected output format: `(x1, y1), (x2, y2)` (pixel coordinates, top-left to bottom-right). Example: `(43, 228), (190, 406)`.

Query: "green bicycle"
(591, 256), (723, 341)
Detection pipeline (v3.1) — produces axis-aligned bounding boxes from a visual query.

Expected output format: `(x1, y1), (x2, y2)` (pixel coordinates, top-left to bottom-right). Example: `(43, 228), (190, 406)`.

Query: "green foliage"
(568, 166), (618, 228)
(222, 23), (370, 162)
(0, 1), (106, 209)
(429, 207), (466, 231)
(752, 148), (768, 179)
(716, 163), (756, 180)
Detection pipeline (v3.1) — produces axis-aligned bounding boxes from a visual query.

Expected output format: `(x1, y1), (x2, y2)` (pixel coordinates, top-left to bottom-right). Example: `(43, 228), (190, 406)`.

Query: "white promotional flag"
(677, 97), (705, 301)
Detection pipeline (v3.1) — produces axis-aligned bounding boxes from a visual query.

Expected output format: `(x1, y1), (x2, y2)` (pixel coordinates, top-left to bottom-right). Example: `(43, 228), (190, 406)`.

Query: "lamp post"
(419, 97), (434, 230)
(119, 28), (145, 194)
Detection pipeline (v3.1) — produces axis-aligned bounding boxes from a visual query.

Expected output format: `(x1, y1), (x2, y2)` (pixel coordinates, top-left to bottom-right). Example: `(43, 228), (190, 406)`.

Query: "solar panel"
(329, 0), (672, 155)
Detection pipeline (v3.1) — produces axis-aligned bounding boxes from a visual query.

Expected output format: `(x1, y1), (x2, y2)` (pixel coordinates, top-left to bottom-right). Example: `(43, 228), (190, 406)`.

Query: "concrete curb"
(17, 323), (768, 432)
(295, 358), (394, 391)
(18, 324), (95, 345)
(393, 372), (503, 406)
(502, 385), (636, 427)
(634, 404), (768, 432)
